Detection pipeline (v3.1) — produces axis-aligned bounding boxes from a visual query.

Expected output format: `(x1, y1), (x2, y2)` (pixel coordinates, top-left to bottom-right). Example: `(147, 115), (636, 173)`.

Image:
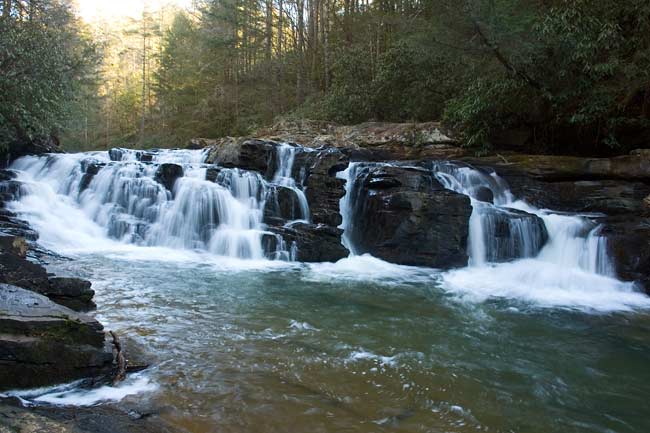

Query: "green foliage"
(0, 1), (96, 152)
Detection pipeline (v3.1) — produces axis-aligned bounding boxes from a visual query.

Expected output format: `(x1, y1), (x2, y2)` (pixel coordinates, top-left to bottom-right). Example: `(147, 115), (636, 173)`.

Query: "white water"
(8, 148), (300, 260)
(272, 143), (310, 223)
(424, 162), (650, 311)
(2, 373), (157, 407)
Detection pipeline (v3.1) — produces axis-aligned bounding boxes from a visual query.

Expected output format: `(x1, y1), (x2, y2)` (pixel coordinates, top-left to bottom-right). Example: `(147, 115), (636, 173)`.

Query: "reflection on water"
(36, 252), (650, 433)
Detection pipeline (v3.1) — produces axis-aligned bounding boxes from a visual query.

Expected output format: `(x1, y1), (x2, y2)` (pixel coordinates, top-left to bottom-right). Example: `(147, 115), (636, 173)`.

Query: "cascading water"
(8, 148), (299, 260)
(423, 161), (642, 308)
(270, 143), (310, 223)
(429, 161), (615, 275)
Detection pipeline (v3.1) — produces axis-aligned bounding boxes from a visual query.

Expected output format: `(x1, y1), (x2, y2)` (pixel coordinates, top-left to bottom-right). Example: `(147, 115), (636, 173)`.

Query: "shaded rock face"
(0, 285), (112, 390)
(0, 236), (96, 311)
(345, 164), (472, 268)
(264, 186), (306, 224)
(155, 163), (184, 192)
(264, 223), (349, 262)
(79, 160), (106, 192)
(602, 217), (650, 294)
(295, 147), (349, 228)
(46, 277), (96, 312)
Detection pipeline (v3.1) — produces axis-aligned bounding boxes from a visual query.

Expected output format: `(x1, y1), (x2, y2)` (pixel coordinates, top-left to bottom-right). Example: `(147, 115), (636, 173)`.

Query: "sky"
(76, 0), (194, 21)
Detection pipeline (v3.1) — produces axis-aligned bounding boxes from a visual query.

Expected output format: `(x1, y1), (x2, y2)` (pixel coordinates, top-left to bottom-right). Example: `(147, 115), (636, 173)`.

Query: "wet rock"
(0, 247), (50, 293)
(602, 217), (650, 294)
(46, 277), (96, 312)
(0, 284), (112, 390)
(79, 160), (106, 192)
(155, 163), (184, 192)
(109, 148), (125, 161)
(264, 186), (306, 224)
(0, 169), (17, 181)
(0, 234), (28, 258)
(475, 186), (494, 204)
(205, 167), (222, 183)
(266, 223), (349, 262)
(0, 246), (96, 311)
(296, 147), (349, 227)
(347, 164), (472, 268)
(0, 401), (178, 433)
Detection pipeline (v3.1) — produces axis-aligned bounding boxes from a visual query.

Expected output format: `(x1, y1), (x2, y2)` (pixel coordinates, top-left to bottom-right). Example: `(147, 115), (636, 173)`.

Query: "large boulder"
(264, 223), (349, 262)
(346, 164), (472, 268)
(205, 138), (278, 176)
(0, 285), (112, 390)
(155, 163), (184, 192)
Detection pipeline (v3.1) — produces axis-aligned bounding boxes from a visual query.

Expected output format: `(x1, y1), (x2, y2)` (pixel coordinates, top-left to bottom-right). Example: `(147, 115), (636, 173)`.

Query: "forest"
(1, 0), (650, 156)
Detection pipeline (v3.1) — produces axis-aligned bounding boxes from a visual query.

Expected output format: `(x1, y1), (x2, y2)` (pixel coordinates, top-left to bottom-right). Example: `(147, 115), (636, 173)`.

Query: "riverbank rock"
(255, 120), (465, 161)
(0, 401), (178, 433)
(346, 164), (472, 268)
(0, 285), (112, 390)
(46, 277), (97, 312)
(0, 240), (96, 311)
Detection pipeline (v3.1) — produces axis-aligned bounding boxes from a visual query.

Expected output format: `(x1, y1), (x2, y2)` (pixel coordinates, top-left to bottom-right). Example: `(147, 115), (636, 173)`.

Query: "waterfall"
(429, 161), (616, 277)
(271, 143), (310, 223)
(8, 148), (297, 260)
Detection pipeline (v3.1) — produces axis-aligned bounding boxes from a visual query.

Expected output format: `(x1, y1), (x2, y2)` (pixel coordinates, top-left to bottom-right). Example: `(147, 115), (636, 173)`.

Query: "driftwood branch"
(110, 330), (127, 386)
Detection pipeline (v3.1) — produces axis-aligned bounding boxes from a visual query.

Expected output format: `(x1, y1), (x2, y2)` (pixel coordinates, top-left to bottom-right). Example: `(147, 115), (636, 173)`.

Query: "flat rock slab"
(0, 285), (111, 390)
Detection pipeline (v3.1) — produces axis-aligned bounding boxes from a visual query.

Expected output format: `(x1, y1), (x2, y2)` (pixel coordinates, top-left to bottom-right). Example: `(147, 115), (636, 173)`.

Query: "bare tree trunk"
(265, 0), (273, 61)
(140, 13), (147, 144)
(323, 0), (329, 89)
(297, 0), (305, 103)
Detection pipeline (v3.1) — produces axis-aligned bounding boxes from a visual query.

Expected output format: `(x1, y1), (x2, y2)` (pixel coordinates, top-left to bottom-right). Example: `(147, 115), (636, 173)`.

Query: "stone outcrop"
(155, 163), (184, 192)
(345, 164), (472, 268)
(255, 120), (465, 161)
(296, 147), (349, 227)
(0, 285), (112, 390)
(205, 138), (278, 176)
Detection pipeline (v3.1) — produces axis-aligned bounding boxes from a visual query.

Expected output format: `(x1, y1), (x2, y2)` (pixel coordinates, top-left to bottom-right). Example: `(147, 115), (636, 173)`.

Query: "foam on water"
(305, 254), (434, 285)
(2, 373), (157, 407)
(442, 259), (650, 312)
